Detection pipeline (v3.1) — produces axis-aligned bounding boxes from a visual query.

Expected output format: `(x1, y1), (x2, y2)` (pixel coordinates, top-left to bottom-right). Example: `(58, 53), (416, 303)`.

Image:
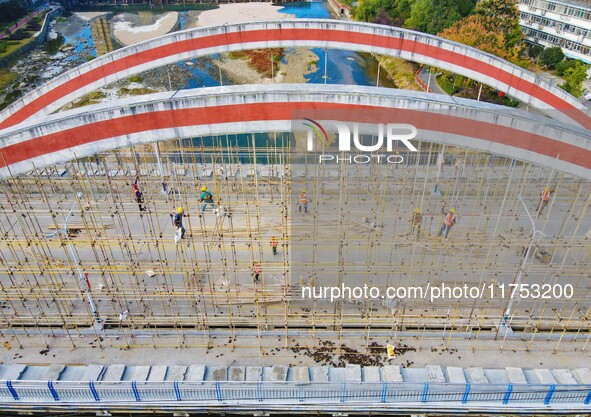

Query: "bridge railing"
(1, 379), (590, 406)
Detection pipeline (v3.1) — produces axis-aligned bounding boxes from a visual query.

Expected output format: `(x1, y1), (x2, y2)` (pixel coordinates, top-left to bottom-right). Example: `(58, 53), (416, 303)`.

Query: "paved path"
(0, 7), (47, 40)
(416, 65), (447, 95)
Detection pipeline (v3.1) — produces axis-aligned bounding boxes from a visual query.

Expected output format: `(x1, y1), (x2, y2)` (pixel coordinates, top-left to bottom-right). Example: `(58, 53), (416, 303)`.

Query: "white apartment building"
(518, 0), (591, 63)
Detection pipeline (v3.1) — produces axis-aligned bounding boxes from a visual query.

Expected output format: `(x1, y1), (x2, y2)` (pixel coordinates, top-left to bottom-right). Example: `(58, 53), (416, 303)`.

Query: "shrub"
(555, 59), (578, 76)
(9, 29), (28, 41)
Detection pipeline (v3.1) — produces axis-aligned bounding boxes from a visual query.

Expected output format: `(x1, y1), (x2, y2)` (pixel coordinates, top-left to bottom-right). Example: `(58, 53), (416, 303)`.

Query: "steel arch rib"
(0, 19), (590, 130)
(0, 84), (590, 179)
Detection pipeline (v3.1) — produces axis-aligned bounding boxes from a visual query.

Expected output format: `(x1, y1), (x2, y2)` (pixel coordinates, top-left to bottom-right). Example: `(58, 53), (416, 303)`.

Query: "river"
(176, 1), (394, 89)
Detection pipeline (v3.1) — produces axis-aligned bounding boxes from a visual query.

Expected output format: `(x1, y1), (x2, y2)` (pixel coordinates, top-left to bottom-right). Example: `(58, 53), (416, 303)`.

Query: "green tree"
(354, 0), (413, 25)
(555, 58), (586, 76)
(560, 63), (589, 97)
(406, 0), (472, 34)
(527, 44), (544, 60)
(540, 47), (565, 68)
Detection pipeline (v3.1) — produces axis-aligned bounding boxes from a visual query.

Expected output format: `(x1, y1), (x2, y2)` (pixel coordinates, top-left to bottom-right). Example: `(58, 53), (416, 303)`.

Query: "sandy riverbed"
(192, 2), (293, 28)
(113, 12), (178, 46)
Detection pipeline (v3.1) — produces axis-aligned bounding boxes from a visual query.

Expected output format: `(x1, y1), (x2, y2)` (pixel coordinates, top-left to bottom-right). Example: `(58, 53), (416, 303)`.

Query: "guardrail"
(1, 380), (590, 408)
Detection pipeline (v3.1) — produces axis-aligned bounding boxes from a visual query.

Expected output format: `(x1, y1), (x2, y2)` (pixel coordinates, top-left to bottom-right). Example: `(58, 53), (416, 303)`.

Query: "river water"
(177, 1), (393, 89)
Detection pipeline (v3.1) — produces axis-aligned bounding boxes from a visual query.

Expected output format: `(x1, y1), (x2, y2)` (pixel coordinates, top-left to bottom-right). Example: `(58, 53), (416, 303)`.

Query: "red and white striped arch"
(0, 20), (590, 130)
(1, 85), (590, 179)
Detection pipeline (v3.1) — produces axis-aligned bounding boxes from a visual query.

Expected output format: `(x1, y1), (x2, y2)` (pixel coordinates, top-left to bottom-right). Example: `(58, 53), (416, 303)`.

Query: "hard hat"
(271, 236), (276, 240)
(414, 208), (420, 213)
(545, 186), (550, 191)
(450, 208), (456, 213)
(301, 190), (306, 193)
(177, 207), (183, 213)
(201, 186), (207, 191)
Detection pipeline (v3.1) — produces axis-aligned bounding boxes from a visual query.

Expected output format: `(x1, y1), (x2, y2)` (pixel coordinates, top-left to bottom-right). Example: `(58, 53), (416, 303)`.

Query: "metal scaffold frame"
(0, 133), (590, 354)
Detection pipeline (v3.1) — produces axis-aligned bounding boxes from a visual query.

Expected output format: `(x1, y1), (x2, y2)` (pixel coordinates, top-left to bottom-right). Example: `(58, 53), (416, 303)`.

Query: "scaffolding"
(0, 133), (590, 354)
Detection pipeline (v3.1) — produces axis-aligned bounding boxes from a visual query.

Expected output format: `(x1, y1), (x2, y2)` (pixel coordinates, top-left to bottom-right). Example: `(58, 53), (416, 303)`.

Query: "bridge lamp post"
(500, 195), (546, 333)
(47, 192), (101, 326)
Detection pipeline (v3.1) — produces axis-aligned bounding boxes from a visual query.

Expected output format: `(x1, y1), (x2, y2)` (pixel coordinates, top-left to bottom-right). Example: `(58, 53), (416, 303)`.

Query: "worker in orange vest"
(410, 207), (422, 238)
(298, 190), (309, 214)
(270, 236), (279, 256)
(536, 186), (553, 214)
(253, 262), (262, 282)
(438, 208), (457, 238)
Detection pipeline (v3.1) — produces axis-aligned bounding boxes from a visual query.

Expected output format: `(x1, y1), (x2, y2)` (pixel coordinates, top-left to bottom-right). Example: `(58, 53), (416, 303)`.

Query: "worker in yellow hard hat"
(410, 207), (422, 239)
(172, 207), (187, 240)
(200, 186), (215, 213)
(438, 207), (457, 239)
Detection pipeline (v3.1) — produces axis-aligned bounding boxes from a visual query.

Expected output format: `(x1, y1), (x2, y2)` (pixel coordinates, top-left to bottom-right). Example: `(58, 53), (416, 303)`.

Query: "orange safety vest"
(299, 193), (308, 204)
(444, 213), (455, 227)
(412, 213), (422, 225)
(541, 190), (550, 201)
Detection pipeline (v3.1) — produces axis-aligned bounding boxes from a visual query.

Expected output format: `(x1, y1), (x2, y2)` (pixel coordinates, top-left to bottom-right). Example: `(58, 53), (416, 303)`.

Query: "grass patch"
(128, 75), (143, 83)
(0, 69), (17, 90)
(436, 74), (462, 95)
(71, 91), (106, 108)
(228, 48), (284, 77)
(117, 87), (156, 96)
(376, 56), (420, 91)
(45, 33), (64, 55)
(0, 89), (22, 111)
(0, 36), (35, 57)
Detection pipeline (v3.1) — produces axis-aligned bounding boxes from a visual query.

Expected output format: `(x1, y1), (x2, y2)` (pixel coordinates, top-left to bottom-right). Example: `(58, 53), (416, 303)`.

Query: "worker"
(438, 208), (457, 238)
(298, 190), (309, 214)
(270, 236), (278, 256)
(134, 187), (145, 212)
(410, 207), (422, 238)
(536, 186), (553, 214)
(200, 186), (215, 213)
(253, 262), (262, 282)
(161, 176), (169, 195)
(172, 207), (186, 239)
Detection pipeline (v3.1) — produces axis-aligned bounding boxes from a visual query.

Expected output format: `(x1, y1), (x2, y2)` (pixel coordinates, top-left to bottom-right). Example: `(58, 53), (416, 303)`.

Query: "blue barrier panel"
(462, 383), (471, 404)
(89, 381), (100, 401)
(585, 389), (591, 405)
(544, 385), (556, 405)
(257, 381), (263, 402)
(503, 384), (513, 404)
(47, 381), (59, 401)
(381, 382), (387, 403)
(173, 380), (181, 401)
(340, 382), (346, 403)
(422, 383), (429, 403)
(6, 380), (19, 401)
(131, 381), (141, 402)
(215, 381), (222, 402)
